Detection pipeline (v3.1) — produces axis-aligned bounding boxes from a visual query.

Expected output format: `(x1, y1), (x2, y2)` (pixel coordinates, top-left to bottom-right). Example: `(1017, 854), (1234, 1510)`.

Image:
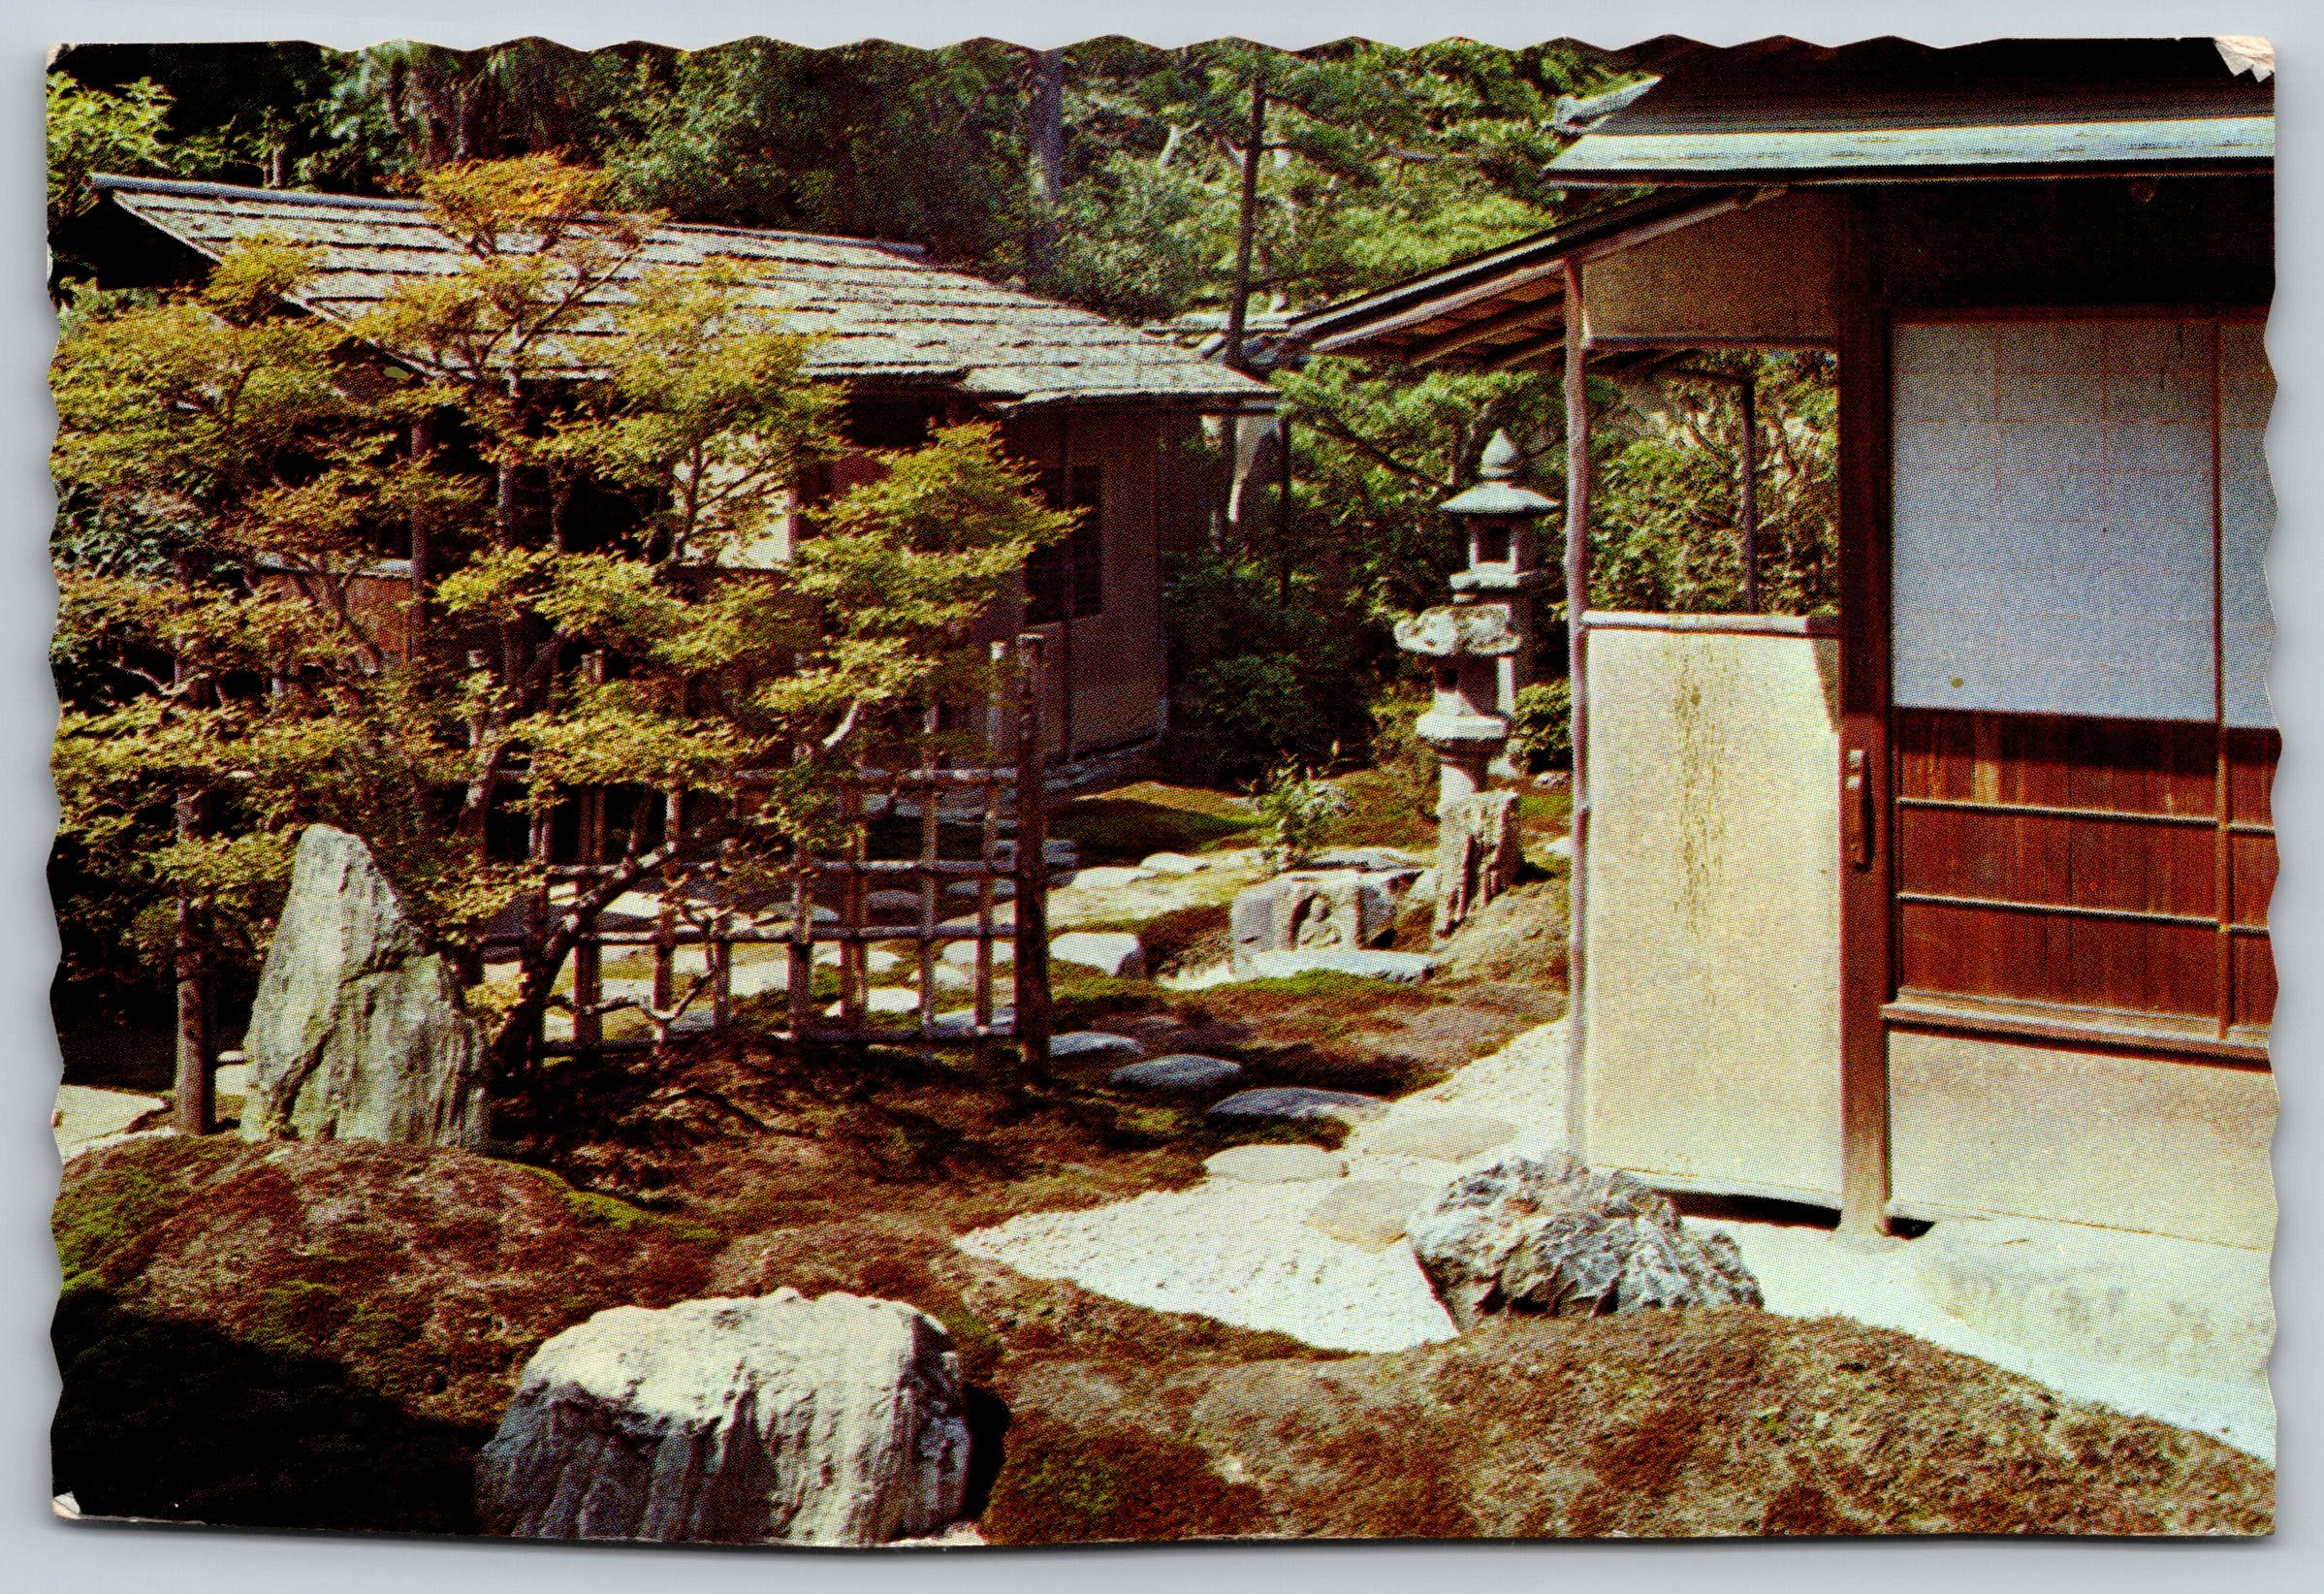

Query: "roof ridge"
(89, 172), (425, 212)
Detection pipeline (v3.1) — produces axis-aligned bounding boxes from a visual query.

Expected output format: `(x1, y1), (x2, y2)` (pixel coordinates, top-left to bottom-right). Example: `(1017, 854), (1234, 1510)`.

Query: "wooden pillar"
(1560, 260), (1592, 1162)
(1012, 632), (1053, 1071)
(1738, 375), (1762, 614)
(1834, 192), (1895, 1242)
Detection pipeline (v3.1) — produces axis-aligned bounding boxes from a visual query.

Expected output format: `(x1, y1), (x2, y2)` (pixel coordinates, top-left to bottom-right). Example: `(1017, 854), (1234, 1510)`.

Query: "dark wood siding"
(1892, 706), (2276, 1048)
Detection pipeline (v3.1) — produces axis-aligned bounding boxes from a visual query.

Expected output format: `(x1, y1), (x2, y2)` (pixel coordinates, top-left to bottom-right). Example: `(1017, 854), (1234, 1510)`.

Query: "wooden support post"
(711, 840), (734, 1033)
(652, 788), (681, 1015)
(1560, 260), (1592, 1163)
(1738, 374), (1762, 614)
(978, 640), (1006, 1036)
(1834, 192), (1895, 1243)
(1012, 633), (1053, 1071)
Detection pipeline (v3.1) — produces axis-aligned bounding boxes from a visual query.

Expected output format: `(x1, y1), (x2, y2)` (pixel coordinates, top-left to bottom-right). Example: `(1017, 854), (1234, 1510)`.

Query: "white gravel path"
(957, 1177), (1458, 1353)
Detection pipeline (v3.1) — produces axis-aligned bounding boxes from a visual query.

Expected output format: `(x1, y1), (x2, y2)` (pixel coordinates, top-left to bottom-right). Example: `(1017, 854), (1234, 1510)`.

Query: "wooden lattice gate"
(536, 633), (1053, 1067)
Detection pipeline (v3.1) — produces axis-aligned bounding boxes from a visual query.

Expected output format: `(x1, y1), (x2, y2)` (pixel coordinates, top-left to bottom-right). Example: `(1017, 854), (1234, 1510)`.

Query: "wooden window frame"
(1026, 463), (1103, 625)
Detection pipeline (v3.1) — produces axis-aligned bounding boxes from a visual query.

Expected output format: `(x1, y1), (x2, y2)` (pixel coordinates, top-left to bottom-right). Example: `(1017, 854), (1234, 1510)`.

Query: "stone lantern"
(1394, 430), (1558, 934)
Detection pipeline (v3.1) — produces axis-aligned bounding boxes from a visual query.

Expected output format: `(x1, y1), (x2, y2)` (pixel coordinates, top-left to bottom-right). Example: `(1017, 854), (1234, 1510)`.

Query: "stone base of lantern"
(1434, 789), (1524, 939)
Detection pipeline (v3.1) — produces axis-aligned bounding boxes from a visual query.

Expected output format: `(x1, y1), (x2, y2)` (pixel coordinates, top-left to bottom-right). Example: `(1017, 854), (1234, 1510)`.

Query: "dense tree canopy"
(47, 39), (1836, 1034)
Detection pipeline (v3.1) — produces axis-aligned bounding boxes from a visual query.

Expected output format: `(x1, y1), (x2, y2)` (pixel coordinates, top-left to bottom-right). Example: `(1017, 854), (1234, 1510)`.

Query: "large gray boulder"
(240, 824), (487, 1149)
(1407, 1154), (1762, 1327)
(476, 1291), (971, 1546)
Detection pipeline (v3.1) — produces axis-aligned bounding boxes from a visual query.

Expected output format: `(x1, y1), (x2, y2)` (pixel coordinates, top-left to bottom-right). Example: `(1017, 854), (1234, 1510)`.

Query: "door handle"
(1842, 748), (1874, 870)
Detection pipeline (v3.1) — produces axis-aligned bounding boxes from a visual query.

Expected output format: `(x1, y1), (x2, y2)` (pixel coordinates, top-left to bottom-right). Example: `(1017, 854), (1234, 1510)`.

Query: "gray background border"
(3, 2), (2313, 1587)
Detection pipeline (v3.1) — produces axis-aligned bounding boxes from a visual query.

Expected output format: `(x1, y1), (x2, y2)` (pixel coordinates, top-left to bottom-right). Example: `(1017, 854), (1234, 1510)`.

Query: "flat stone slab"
(1138, 852), (1208, 876)
(940, 940), (1014, 966)
(1050, 1031), (1146, 1062)
(1203, 1144), (1346, 1183)
(1050, 930), (1147, 978)
(1207, 1087), (1390, 1127)
(1360, 1114), (1519, 1163)
(53, 1085), (167, 1159)
(1110, 1054), (1244, 1093)
(1242, 948), (1436, 984)
(1306, 1179), (1435, 1250)
(1066, 865), (1157, 892)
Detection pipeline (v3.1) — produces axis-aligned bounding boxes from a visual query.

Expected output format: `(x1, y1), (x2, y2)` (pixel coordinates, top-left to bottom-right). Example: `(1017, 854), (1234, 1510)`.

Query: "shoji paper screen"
(1891, 318), (2253, 724)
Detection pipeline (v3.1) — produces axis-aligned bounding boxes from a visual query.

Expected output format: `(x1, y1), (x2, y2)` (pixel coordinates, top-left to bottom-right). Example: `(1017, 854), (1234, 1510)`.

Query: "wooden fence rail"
(534, 632), (1052, 1067)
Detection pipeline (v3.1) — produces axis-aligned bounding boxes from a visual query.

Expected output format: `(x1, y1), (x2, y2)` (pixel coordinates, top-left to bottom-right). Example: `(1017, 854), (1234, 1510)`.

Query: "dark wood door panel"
(2230, 832), (2277, 928)
(2232, 934), (2277, 1032)
(1894, 708), (2216, 815)
(1896, 806), (2215, 917)
(1898, 899), (2219, 1018)
(2228, 727), (2280, 826)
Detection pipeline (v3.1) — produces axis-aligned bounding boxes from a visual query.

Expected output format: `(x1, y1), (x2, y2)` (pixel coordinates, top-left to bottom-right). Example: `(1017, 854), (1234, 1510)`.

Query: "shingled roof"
(92, 174), (1277, 412)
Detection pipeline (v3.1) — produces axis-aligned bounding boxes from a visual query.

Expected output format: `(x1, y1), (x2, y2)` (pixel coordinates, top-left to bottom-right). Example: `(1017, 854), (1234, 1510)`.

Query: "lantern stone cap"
(1415, 707), (1512, 748)
(1395, 603), (1523, 657)
(1440, 431), (1558, 516)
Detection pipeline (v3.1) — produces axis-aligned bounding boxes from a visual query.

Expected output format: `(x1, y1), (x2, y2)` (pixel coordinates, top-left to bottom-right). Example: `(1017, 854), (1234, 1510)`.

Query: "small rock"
(1407, 1154), (1763, 1327)
(1125, 1013), (1192, 1044)
(1110, 1054), (1243, 1092)
(1049, 1031), (1145, 1061)
(476, 1291), (970, 1546)
(1203, 1144), (1346, 1183)
(1207, 1087), (1390, 1127)
(940, 939), (1015, 966)
(1138, 852), (1208, 875)
(1306, 1180), (1434, 1250)
(1360, 1114), (1518, 1162)
(1543, 834), (1574, 861)
(1050, 930), (1147, 978)
(1066, 865), (1158, 892)
(1241, 948), (1436, 984)
(864, 889), (927, 918)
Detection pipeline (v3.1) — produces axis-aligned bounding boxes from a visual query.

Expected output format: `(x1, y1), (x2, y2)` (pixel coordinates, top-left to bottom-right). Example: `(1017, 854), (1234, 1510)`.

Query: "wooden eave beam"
(1409, 291), (1568, 365)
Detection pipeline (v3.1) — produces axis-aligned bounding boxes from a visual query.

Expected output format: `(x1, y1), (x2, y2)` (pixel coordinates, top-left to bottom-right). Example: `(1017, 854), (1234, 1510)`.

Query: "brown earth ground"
(53, 1135), (2272, 1540)
(48, 778), (2271, 1539)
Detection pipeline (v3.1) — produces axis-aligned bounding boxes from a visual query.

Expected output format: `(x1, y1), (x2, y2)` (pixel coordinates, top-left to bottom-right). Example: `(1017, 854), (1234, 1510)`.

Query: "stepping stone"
(1305, 1179), (1434, 1250)
(1203, 1144), (1345, 1183)
(1051, 930), (1147, 978)
(1544, 835), (1574, 861)
(865, 889), (927, 918)
(1242, 948), (1436, 984)
(1207, 1087), (1391, 1127)
(941, 940), (1014, 966)
(933, 1007), (1013, 1036)
(825, 987), (922, 1017)
(1360, 1114), (1518, 1163)
(1067, 865), (1157, 892)
(1139, 852), (1207, 875)
(1109, 1054), (1242, 1092)
(1050, 1031), (1145, 1062)
(943, 878), (1015, 900)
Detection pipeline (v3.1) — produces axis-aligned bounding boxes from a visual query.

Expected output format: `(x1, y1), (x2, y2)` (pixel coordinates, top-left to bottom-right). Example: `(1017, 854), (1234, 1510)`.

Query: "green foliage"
(1591, 352), (1840, 616)
(1254, 764), (1350, 872)
(47, 75), (172, 229)
(48, 156), (1071, 1060)
(1509, 679), (1574, 773)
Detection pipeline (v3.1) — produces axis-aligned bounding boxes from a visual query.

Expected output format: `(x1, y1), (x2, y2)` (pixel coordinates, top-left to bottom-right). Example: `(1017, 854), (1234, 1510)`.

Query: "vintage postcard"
(45, 31), (2276, 1543)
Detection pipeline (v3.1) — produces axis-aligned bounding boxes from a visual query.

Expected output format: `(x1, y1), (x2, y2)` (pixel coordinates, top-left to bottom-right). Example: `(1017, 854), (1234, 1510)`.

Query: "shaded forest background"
(46, 36), (1836, 1055)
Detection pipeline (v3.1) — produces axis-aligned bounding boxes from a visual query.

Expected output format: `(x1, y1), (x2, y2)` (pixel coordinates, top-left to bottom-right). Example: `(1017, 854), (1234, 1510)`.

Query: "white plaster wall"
(1578, 623), (1844, 1201)
(1890, 1029), (2278, 1250)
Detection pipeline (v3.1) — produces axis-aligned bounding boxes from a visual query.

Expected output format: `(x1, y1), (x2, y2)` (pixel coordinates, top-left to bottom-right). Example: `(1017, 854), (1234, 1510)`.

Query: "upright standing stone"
(240, 824), (488, 1149)
(476, 1291), (971, 1546)
(1434, 790), (1524, 938)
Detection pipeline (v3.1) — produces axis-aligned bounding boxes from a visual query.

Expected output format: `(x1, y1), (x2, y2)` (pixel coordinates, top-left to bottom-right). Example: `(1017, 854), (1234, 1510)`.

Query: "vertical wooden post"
(711, 839), (734, 1033)
(1835, 192), (1895, 1242)
(1738, 374), (1762, 614)
(1560, 261), (1592, 1163)
(1012, 633), (1052, 1070)
(840, 779), (868, 1032)
(574, 653), (608, 1052)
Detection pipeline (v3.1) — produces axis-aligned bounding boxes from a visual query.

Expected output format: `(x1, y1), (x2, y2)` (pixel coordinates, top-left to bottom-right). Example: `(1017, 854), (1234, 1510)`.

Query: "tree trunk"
(172, 790), (211, 1136)
(1222, 78), (1266, 374)
(1026, 49), (1066, 285)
